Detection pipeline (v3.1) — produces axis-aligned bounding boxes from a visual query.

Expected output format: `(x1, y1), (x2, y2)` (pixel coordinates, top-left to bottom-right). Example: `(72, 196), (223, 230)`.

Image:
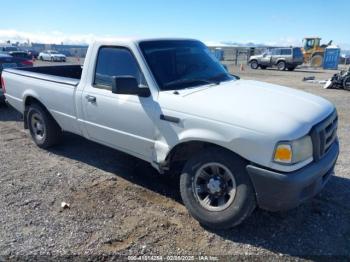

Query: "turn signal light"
(274, 144), (292, 163)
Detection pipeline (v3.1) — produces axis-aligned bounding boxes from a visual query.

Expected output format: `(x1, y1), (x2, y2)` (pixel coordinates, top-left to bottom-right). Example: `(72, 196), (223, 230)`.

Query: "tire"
(180, 148), (256, 229)
(27, 103), (62, 148)
(260, 65), (267, 70)
(310, 55), (323, 67)
(343, 76), (350, 91)
(287, 67), (296, 71)
(277, 61), (286, 71)
(250, 60), (259, 70)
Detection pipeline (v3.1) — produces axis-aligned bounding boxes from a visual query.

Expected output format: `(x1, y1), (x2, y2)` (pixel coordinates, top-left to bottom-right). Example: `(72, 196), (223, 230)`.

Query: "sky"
(1, 0), (349, 49)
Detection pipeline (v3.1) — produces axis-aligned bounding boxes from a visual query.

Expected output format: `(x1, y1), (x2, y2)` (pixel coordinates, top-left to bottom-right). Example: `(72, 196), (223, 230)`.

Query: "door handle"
(85, 95), (96, 103)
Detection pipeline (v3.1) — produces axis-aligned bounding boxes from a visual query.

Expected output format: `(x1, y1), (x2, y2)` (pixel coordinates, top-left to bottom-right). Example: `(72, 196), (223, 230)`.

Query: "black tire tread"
(277, 61), (286, 71)
(180, 147), (256, 229)
(343, 76), (350, 90)
(27, 103), (62, 148)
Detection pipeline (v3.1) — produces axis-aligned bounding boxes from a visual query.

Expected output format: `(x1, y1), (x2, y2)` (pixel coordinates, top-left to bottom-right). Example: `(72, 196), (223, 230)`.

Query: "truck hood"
(249, 55), (263, 60)
(158, 80), (334, 139)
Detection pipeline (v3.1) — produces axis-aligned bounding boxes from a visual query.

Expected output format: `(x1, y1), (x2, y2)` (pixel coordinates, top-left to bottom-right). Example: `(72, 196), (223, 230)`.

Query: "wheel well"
(165, 141), (245, 174)
(23, 96), (55, 129)
(312, 52), (324, 57)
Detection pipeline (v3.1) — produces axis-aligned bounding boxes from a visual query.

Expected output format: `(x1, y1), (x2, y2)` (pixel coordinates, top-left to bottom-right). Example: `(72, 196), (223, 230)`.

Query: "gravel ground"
(0, 63), (350, 260)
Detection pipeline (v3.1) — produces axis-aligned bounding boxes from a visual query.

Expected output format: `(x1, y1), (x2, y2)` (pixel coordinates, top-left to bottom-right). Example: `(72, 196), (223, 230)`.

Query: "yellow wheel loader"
(302, 37), (332, 67)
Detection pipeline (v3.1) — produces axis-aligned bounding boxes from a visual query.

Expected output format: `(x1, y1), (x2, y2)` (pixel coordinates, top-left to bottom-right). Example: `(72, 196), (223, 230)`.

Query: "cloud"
(0, 29), (130, 45)
(264, 37), (300, 47)
(1, 29), (349, 50)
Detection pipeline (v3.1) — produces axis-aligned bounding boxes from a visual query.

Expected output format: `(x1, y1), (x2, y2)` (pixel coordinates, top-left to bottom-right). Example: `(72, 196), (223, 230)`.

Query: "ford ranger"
(2, 38), (339, 229)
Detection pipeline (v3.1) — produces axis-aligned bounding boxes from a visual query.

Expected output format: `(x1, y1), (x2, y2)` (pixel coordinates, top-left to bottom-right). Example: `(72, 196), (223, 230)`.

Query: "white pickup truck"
(2, 38), (339, 229)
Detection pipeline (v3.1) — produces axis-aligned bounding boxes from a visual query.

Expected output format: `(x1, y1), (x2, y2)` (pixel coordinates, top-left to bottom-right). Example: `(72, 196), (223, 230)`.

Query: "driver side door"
(260, 50), (272, 66)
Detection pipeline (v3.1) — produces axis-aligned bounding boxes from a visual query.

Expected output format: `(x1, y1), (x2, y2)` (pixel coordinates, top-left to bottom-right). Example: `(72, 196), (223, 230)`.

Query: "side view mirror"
(111, 76), (150, 97)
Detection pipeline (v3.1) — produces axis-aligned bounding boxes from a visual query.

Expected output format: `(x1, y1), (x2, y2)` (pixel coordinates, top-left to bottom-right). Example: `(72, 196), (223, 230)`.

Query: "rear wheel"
(27, 104), (62, 148)
(277, 61), (286, 71)
(310, 55), (323, 67)
(343, 76), (350, 90)
(250, 60), (259, 70)
(180, 148), (256, 229)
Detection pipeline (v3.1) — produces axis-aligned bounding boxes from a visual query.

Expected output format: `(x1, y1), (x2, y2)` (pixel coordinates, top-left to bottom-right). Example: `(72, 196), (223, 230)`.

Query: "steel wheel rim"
(193, 162), (237, 212)
(31, 112), (46, 141)
(251, 62), (258, 69)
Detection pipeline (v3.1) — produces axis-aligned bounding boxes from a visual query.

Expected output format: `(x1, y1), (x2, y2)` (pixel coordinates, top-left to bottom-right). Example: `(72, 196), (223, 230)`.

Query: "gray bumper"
(246, 139), (339, 211)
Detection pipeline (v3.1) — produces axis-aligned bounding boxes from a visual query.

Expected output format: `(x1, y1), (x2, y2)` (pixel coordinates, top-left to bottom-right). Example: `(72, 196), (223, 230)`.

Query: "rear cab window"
(94, 47), (147, 91)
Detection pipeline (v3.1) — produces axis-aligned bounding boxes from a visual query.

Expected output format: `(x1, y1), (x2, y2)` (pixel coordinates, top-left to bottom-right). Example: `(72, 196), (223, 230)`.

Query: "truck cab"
(2, 38), (339, 229)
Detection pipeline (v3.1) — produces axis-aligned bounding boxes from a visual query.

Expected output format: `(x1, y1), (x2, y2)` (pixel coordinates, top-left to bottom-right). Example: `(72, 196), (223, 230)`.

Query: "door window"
(94, 47), (147, 91)
(271, 49), (281, 55)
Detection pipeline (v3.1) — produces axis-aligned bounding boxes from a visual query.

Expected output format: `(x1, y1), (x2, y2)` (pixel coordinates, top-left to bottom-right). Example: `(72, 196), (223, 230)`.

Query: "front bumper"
(52, 57), (66, 62)
(246, 139), (339, 211)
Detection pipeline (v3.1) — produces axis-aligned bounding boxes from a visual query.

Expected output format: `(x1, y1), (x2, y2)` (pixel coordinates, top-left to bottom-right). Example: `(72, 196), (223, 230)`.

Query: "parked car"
(0, 46), (19, 53)
(8, 51), (32, 60)
(249, 47), (304, 71)
(38, 50), (66, 62)
(0, 53), (33, 103)
(26, 49), (39, 59)
(2, 38), (339, 229)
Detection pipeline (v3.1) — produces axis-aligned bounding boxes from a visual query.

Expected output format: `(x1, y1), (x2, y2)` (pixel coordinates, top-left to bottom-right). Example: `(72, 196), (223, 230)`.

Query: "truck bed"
(4, 65), (82, 86)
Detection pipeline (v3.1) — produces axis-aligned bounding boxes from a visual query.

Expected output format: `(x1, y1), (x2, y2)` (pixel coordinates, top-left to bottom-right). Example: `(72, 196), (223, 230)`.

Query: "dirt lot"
(0, 63), (349, 260)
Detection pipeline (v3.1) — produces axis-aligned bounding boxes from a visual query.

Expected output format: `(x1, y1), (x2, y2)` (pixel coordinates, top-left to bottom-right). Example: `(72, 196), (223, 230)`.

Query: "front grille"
(310, 110), (338, 161)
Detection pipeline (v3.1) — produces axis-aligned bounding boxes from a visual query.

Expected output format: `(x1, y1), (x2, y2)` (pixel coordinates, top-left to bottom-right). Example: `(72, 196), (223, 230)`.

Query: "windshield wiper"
(164, 78), (220, 89)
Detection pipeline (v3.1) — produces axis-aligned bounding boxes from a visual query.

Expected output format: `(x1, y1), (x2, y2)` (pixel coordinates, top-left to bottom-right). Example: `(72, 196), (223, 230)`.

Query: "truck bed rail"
(4, 65), (82, 86)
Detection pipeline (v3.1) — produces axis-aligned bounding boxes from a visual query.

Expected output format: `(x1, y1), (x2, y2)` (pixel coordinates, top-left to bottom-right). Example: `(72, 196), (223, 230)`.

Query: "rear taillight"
(21, 60), (33, 66)
(1, 75), (6, 93)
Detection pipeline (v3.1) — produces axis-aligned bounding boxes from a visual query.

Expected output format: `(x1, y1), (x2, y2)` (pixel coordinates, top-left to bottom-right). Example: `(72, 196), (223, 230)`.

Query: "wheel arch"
(275, 58), (286, 64)
(164, 140), (248, 174)
(23, 95), (59, 130)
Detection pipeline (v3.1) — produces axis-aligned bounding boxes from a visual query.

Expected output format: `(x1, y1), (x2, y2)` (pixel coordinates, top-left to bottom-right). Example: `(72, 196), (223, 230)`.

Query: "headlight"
(274, 136), (313, 164)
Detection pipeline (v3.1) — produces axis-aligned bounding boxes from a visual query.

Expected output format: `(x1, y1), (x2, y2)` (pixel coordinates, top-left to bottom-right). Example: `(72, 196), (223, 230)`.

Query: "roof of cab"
(92, 37), (199, 46)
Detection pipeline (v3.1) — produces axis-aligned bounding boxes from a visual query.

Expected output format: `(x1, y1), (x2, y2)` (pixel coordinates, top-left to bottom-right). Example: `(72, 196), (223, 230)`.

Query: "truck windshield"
(139, 40), (235, 91)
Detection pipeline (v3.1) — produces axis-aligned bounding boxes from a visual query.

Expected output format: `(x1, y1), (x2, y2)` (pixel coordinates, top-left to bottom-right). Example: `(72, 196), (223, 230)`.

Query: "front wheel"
(180, 148), (256, 229)
(250, 60), (259, 69)
(310, 55), (323, 67)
